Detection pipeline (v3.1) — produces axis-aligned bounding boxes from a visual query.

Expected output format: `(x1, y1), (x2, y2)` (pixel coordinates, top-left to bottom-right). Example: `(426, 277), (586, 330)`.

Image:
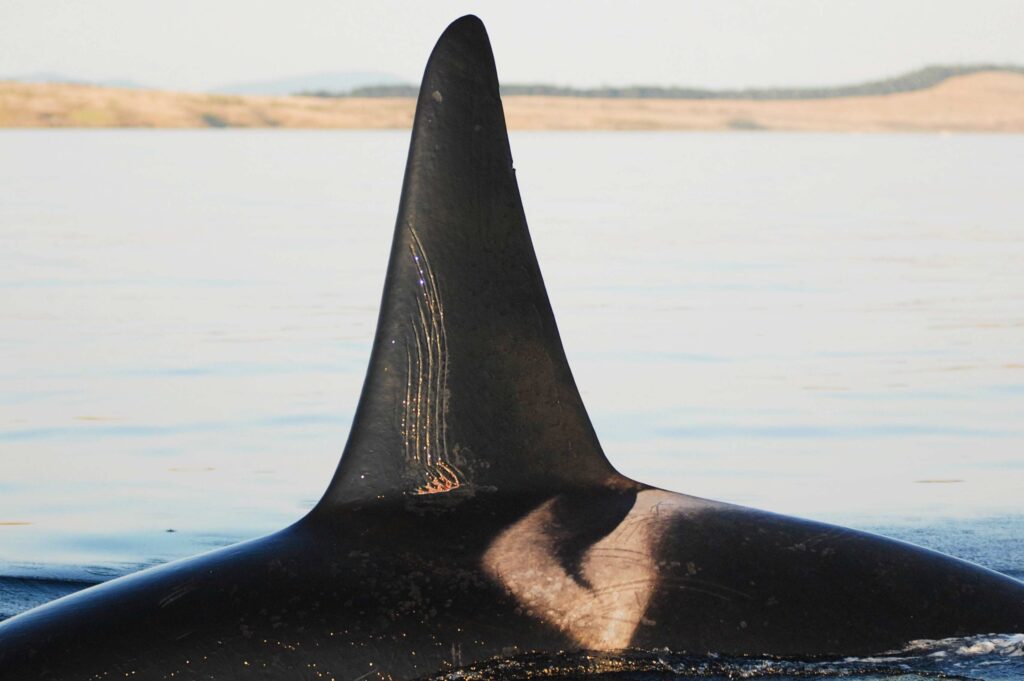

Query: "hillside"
(342, 64), (1024, 99)
(2, 71), (1023, 132)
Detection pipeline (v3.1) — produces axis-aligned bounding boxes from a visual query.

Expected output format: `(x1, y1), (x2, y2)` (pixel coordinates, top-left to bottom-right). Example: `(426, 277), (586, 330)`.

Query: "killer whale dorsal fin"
(314, 16), (619, 506)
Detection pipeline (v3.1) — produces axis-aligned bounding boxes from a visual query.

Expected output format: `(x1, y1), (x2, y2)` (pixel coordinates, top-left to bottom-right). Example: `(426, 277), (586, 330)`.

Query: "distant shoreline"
(329, 64), (1024, 100)
(2, 70), (1023, 132)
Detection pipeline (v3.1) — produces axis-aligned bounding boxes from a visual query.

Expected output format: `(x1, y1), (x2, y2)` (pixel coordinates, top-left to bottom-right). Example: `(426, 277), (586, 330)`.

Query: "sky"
(2, 0), (1023, 91)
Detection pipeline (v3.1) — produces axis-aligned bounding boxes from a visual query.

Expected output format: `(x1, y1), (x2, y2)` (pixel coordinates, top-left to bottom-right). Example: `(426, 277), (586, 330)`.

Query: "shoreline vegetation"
(2, 66), (1023, 132)
(325, 64), (1024, 99)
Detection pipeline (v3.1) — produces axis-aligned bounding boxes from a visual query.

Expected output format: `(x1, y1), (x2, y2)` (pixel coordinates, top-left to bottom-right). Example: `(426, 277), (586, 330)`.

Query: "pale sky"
(2, 0), (1023, 91)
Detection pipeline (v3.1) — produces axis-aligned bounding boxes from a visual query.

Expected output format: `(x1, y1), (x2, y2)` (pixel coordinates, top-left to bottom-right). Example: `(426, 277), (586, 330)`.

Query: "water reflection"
(0, 129), (1022, 586)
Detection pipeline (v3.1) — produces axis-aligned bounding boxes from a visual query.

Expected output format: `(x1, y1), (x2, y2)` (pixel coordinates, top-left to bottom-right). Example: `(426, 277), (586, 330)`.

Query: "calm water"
(1, 130), (1022, 677)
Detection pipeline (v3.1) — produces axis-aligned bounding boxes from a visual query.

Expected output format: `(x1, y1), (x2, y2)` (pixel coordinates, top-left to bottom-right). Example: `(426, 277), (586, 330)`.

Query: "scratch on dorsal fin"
(404, 227), (463, 495)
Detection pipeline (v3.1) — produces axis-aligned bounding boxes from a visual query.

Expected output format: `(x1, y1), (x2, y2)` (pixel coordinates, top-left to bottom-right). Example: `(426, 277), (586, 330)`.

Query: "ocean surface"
(1, 130), (1022, 678)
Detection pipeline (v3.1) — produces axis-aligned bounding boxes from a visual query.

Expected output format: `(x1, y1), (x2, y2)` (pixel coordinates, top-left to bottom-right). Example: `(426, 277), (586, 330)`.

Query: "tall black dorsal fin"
(315, 16), (621, 507)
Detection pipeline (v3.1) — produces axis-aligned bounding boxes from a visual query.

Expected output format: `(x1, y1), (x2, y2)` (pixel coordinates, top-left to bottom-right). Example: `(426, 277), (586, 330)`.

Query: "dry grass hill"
(2, 71), (1023, 132)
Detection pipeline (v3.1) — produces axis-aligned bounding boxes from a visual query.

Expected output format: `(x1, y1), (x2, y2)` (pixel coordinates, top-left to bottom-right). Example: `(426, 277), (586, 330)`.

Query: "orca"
(1, 14), (1022, 681)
